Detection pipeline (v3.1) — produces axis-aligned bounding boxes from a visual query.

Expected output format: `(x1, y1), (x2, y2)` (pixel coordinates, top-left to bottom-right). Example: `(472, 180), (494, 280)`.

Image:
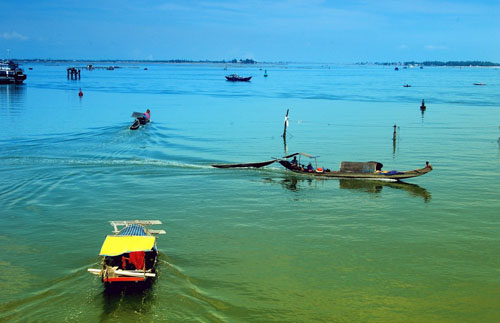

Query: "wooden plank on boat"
(110, 220), (162, 226)
(104, 277), (146, 282)
(88, 268), (101, 275)
(88, 268), (156, 278)
(114, 269), (156, 277)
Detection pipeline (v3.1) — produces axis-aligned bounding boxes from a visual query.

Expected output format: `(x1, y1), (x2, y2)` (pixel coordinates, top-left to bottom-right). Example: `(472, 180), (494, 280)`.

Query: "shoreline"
(7, 59), (500, 68)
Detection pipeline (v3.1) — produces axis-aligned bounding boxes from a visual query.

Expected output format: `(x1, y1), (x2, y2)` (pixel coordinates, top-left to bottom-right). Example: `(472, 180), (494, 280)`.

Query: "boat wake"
(0, 155), (214, 170)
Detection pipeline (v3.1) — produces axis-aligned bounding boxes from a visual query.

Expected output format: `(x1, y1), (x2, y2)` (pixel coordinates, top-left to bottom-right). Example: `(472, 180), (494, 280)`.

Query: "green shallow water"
(1, 63), (500, 322)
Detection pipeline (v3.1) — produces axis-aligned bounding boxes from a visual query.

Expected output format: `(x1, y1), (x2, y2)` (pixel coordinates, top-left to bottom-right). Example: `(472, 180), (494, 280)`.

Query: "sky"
(1, 0), (499, 63)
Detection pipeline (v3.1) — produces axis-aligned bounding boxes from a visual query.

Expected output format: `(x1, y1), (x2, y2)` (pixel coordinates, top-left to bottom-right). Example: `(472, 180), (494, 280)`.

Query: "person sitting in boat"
(291, 156), (298, 168)
(144, 109), (150, 121)
(307, 163), (313, 172)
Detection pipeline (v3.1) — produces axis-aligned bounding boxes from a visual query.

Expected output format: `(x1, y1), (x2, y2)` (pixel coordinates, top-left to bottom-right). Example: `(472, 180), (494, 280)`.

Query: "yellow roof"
(99, 235), (156, 256)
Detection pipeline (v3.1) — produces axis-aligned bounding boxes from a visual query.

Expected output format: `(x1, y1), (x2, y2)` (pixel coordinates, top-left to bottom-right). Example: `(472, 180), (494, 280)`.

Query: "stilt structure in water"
(67, 67), (81, 80)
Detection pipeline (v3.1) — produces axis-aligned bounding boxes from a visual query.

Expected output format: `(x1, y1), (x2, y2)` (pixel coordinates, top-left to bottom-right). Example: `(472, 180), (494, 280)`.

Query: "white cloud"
(0, 31), (28, 41)
(156, 3), (192, 11)
(425, 45), (448, 50)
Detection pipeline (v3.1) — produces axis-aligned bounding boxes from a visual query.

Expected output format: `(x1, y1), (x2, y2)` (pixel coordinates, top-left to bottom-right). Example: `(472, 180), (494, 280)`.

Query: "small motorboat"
(225, 74), (252, 82)
(130, 112), (150, 130)
(88, 220), (166, 285)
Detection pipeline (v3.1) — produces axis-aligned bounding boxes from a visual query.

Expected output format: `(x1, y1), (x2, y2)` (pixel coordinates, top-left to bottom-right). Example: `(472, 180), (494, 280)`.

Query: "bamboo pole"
(87, 268), (156, 278)
(282, 109), (289, 138)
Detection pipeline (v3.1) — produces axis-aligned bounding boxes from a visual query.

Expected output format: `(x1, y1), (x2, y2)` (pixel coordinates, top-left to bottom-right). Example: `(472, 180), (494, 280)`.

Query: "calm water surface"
(1, 63), (500, 322)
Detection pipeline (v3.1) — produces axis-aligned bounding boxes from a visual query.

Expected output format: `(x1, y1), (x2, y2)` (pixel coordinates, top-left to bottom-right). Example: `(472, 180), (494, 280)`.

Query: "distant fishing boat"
(279, 152), (433, 181)
(225, 74), (252, 82)
(473, 83), (486, 86)
(0, 60), (27, 84)
(88, 220), (165, 285)
(403, 84), (411, 87)
(130, 111), (150, 130)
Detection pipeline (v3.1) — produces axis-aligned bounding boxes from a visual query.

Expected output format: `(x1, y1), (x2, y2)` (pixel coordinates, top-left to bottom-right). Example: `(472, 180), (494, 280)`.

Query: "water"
(1, 63), (500, 322)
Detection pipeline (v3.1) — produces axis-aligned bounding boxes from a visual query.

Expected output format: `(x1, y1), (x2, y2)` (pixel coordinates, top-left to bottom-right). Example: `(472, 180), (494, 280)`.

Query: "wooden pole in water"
(393, 124), (397, 154)
(282, 109), (289, 154)
(282, 109), (289, 138)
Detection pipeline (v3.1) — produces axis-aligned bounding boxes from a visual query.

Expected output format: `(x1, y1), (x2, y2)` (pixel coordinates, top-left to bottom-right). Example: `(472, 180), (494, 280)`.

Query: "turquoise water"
(1, 63), (500, 322)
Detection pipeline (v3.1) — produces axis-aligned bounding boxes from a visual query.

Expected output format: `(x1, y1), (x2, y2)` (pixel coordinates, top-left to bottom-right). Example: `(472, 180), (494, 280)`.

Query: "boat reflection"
(0, 84), (26, 112)
(338, 179), (431, 202)
(264, 175), (431, 202)
(100, 277), (156, 320)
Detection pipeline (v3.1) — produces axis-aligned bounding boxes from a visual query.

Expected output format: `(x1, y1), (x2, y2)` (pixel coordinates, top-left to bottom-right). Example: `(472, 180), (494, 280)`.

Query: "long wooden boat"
(225, 74), (252, 82)
(88, 220), (165, 285)
(212, 159), (277, 168)
(279, 152), (432, 181)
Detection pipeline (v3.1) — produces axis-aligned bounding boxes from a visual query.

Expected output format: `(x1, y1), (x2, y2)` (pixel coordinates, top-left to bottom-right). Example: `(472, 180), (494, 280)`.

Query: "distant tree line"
(374, 60), (499, 67)
(18, 58), (257, 64)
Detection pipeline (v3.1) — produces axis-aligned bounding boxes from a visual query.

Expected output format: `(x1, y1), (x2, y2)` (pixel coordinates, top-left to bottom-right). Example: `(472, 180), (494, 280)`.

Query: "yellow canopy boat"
(88, 220), (165, 284)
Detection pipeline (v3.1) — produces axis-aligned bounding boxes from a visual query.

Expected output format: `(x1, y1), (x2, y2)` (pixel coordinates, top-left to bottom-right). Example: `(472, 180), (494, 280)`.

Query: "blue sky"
(1, 0), (499, 62)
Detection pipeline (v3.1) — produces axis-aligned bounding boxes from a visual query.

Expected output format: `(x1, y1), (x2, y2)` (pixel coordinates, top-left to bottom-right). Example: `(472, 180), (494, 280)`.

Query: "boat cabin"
(339, 161), (383, 173)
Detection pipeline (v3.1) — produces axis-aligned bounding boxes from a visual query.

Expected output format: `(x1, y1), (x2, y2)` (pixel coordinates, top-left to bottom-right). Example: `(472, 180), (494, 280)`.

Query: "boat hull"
(0, 74), (26, 84)
(225, 76), (252, 82)
(212, 159), (276, 168)
(279, 160), (432, 181)
(130, 117), (149, 130)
